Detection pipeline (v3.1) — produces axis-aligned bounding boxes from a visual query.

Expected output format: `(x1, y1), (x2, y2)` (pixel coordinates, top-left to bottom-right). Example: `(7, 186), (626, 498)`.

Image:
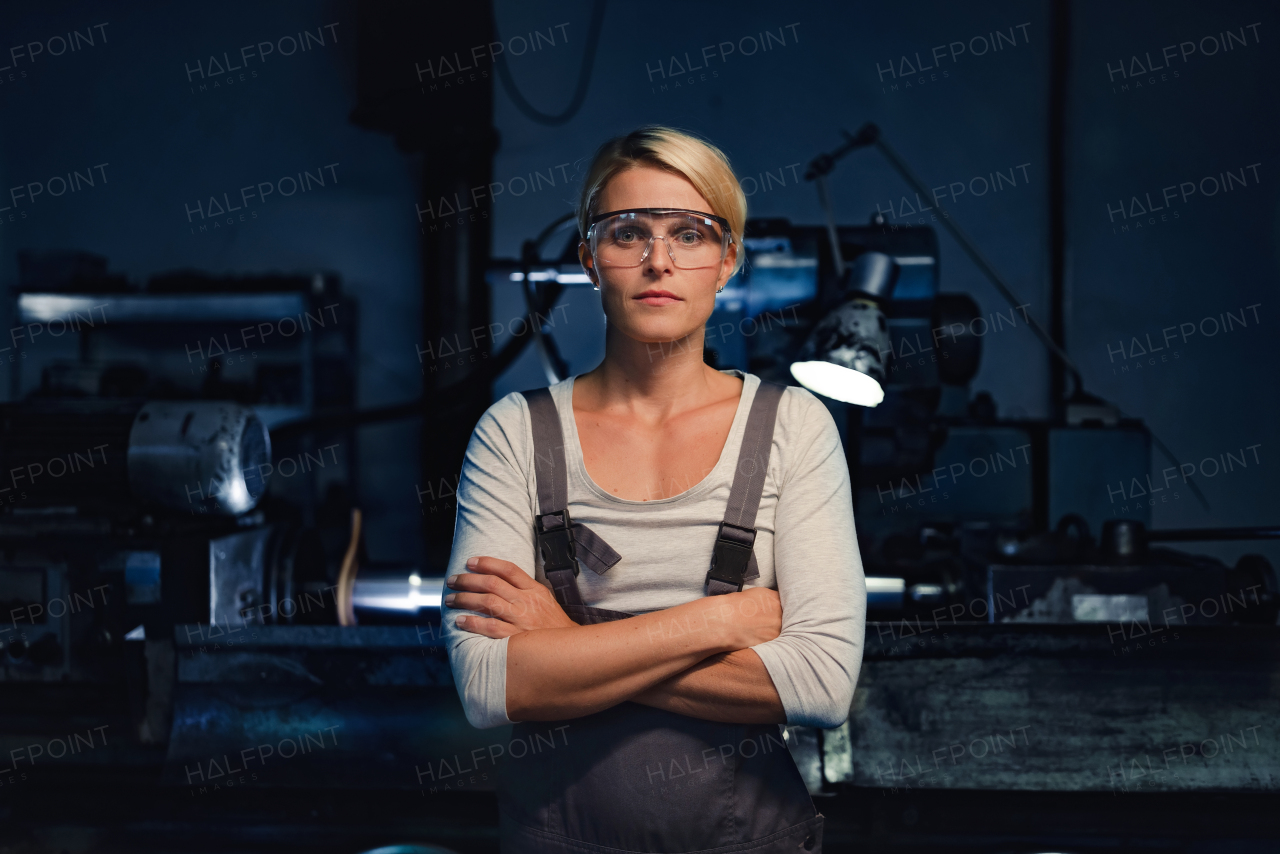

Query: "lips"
(634, 289), (681, 305)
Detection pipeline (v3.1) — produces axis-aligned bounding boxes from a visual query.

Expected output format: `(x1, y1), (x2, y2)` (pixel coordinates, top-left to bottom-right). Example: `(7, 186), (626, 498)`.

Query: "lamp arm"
(870, 128), (1210, 510)
(804, 123), (1083, 396)
(813, 174), (846, 279)
(860, 126), (1085, 398)
(804, 124), (1210, 512)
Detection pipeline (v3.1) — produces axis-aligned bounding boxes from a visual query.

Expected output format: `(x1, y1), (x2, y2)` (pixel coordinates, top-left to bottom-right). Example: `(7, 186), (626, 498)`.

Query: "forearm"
(506, 598), (735, 721)
(630, 648), (787, 724)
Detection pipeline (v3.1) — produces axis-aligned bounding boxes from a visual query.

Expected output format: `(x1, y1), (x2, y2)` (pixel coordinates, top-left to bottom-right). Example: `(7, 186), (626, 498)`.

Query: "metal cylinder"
(127, 401), (271, 515)
(933, 292), (983, 385)
(848, 251), (899, 301)
(1100, 518), (1147, 561)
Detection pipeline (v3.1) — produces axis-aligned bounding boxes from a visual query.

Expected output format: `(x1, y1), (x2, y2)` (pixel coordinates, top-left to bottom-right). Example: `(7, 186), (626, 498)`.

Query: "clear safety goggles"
(585, 208), (733, 270)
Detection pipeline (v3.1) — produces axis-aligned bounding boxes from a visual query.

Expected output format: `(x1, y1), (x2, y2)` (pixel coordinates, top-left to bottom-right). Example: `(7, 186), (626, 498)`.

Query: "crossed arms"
(446, 556), (788, 724)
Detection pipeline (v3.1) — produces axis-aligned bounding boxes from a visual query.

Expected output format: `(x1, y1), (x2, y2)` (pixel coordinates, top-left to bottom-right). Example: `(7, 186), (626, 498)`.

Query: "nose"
(642, 234), (677, 274)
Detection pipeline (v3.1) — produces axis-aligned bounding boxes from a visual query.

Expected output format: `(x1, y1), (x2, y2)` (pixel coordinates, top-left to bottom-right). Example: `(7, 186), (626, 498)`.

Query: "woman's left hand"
(445, 556), (578, 638)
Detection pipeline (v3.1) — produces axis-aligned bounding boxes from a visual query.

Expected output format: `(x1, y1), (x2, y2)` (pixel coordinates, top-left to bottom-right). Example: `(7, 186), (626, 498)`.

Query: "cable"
(336, 508), (362, 627)
(803, 123), (1211, 512)
(522, 213), (577, 383)
(863, 125), (1086, 397)
(495, 1), (606, 126)
(270, 215), (577, 441)
(1135, 420), (1212, 511)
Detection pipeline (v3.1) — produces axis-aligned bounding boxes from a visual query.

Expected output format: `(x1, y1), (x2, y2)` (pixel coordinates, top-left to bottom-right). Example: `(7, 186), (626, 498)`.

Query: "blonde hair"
(577, 126), (747, 276)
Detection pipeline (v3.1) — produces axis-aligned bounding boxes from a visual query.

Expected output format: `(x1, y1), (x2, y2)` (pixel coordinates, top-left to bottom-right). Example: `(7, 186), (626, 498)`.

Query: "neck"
(580, 322), (728, 413)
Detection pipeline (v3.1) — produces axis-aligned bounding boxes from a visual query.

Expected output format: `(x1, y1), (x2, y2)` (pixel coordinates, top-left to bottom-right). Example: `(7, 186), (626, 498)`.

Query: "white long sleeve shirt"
(440, 369), (867, 730)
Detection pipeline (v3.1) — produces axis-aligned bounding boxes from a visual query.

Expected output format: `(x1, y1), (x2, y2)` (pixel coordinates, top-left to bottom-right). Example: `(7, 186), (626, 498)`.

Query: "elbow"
(460, 691), (509, 730)
(810, 675), (858, 730)
(808, 706), (849, 732)
(780, 683), (853, 730)
(813, 709), (850, 730)
(465, 709), (505, 731)
(448, 653), (512, 730)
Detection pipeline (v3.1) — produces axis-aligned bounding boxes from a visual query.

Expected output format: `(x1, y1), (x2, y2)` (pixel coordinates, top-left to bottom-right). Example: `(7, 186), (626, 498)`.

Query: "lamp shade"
(788, 297), (890, 407)
(789, 297), (890, 407)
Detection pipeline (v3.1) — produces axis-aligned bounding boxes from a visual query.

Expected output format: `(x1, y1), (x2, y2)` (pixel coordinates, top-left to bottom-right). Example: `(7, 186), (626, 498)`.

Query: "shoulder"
(477, 389), (530, 433)
(469, 379), (572, 462)
(756, 379), (842, 485)
(768, 379), (837, 442)
(467, 389), (534, 468)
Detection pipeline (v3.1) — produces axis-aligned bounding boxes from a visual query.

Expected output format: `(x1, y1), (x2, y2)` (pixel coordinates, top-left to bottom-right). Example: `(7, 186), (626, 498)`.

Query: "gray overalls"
(498, 381), (824, 853)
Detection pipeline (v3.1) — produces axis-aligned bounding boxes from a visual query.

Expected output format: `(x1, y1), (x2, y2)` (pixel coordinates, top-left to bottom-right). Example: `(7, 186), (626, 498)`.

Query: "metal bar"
(869, 132), (1086, 396)
(1047, 0), (1072, 410)
(814, 174), (846, 279)
(18, 292), (307, 323)
(1147, 526), (1280, 542)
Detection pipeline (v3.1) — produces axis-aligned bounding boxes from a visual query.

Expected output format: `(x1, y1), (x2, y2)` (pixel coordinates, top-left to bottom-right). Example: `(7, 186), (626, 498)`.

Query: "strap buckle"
(705, 521), (756, 592)
(535, 509), (578, 576)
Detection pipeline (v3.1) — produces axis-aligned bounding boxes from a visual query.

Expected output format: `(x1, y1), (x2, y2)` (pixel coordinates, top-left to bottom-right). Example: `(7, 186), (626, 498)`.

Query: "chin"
(626, 320), (697, 346)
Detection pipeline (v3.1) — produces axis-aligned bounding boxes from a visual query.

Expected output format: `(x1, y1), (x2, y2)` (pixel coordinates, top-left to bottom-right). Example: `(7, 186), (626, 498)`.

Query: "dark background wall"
(1, 0), (1275, 571)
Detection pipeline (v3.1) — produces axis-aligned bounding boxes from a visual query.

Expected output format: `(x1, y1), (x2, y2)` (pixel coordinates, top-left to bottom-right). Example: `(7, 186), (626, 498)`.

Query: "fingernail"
(447, 575), (459, 587)
(466, 557), (478, 567)
(456, 616), (467, 627)
(444, 593), (456, 606)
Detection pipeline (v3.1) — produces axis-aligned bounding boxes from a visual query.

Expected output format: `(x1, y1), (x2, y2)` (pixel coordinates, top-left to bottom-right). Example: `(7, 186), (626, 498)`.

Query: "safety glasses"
(585, 208), (733, 270)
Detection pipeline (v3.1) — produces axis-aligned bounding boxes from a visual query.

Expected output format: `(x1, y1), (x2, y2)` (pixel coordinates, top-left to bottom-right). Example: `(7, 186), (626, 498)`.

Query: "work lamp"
(790, 251), (899, 407)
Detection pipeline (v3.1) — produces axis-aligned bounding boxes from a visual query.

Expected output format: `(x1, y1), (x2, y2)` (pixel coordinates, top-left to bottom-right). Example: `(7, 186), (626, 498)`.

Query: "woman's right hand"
(701, 586), (783, 650)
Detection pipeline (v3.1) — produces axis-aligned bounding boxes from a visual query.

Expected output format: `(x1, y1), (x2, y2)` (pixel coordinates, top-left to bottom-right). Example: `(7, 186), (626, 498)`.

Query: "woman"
(441, 126), (866, 853)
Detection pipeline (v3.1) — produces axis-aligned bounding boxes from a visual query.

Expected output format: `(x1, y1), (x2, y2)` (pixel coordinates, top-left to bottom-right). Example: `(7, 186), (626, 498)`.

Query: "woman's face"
(579, 165), (738, 346)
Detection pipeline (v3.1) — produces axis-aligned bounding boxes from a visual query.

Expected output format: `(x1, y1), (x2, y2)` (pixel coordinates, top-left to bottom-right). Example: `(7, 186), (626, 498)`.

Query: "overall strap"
(520, 387), (629, 622)
(705, 380), (787, 596)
